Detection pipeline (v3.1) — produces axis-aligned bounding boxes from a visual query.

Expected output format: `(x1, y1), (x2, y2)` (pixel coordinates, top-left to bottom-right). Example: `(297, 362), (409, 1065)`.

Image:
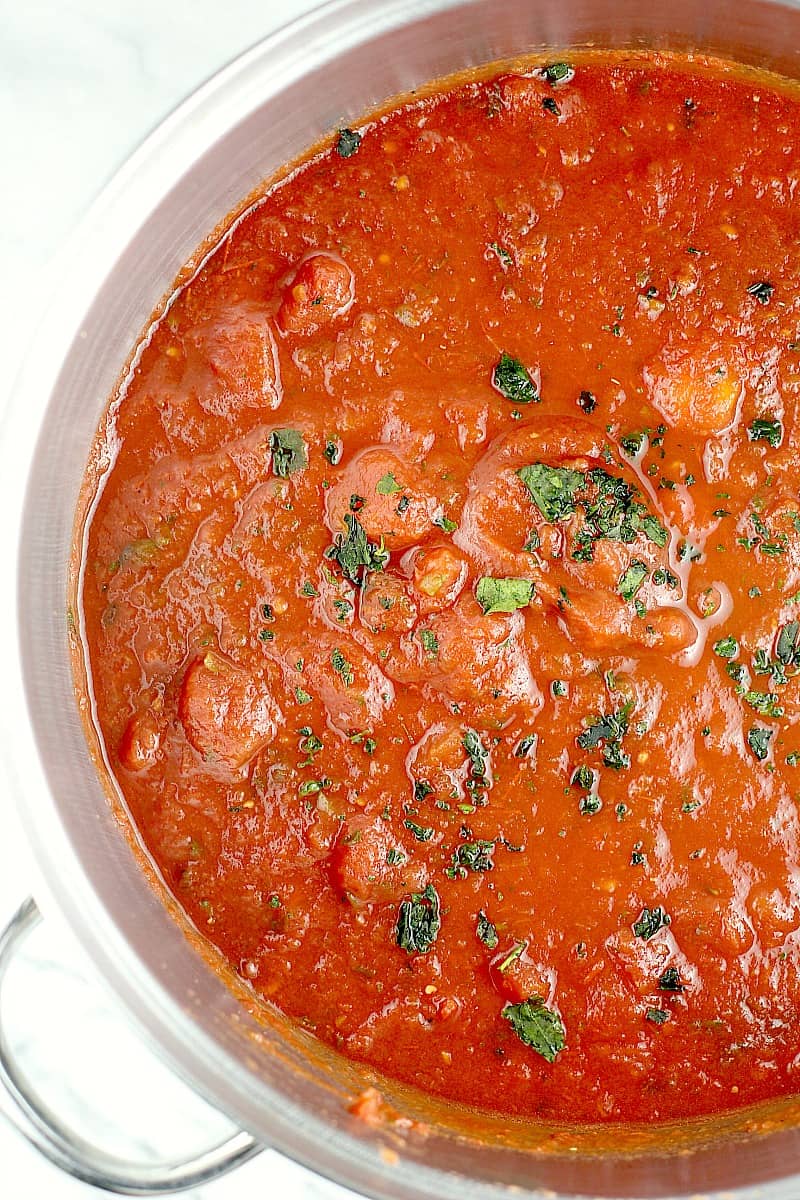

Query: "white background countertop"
(0, 2), (361, 1196)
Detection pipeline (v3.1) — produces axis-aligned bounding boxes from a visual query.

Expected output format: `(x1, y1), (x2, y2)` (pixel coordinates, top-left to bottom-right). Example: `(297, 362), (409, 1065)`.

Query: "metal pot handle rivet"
(0, 897), (263, 1195)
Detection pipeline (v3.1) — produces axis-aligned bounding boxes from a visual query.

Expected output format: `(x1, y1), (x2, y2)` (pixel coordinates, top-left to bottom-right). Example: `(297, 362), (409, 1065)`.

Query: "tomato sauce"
(77, 52), (800, 1124)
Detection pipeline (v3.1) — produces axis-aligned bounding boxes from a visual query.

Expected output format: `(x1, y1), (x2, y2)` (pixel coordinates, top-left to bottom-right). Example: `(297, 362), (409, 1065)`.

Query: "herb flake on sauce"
(748, 417), (783, 447)
(517, 463), (583, 522)
(659, 966), (685, 992)
(335, 128), (362, 157)
(447, 840), (495, 878)
(502, 998), (566, 1062)
(331, 648), (354, 686)
(517, 463), (668, 563)
(618, 560), (648, 602)
(713, 635), (738, 659)
(476, 576), (534, 614)
(747, 726), (773, 761)
(492, 353), (539, 403)
(396, 883), (441, 954)
(326, 513), (389, 585)
(746, 280), (774, 305)
(476, 910), (499, 949)
(633, 906), (671, 940)
(270, 428), (308, 477)
(418, 628), (439, 657)
(537, 61), (575, 86)
(577, 703), (633, 770)
(376, 472), (402, 495)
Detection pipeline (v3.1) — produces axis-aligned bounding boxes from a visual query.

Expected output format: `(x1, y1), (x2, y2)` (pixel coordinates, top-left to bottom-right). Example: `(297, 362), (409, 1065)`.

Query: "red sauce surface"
(78, 53), (800, 1124)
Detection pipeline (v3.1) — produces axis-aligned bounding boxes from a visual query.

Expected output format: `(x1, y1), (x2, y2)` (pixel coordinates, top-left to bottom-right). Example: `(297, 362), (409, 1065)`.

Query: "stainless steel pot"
(5, 0), (800, 1196)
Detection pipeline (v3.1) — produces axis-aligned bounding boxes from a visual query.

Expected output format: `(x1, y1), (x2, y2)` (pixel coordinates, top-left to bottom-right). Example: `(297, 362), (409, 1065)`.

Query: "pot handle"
(0, 897), (263, 1195)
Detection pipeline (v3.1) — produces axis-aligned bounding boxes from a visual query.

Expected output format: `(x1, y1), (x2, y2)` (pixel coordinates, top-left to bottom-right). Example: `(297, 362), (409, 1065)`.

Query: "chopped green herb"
(571, 764), (594, 790)
(658, 966), (684, 992)
(476, 575), (534, 614)
(414, 779), (434, 802)
(747, 280), (774, 305)
(298, 777), (330, 797)
(642, 514), (668, 547)
(748, 418), (782, 448)
(336, 128), (362, 157)
(294, 687), (312, 705)
(498, 941), (525, 973)
(633, 906), (671, 941)
(652, 567), (679, 589)
(645, 1008), (669, 1025)
(299, 731), (323, 763)
(270, 428), (308, 477)
(538, 61), (574, 85)
(301, 580), (318, 597)
(620, 432), (646, 456)
(324, 439), (341, 465)
(618, 560), (648, 602)
(396, 884), (441, 954)
(713, 635), (738, 660)
(502, 997), (566, 1063)
(515, 733), (537, 758)
(744, 691), (784, 717)
(579, 794), (602, 815)
(487, 242), (513, 270)
(464, 729), (489, 776)
(747, 725), (773, 761)
(326, 513), (389, 585)
(777, 620), (800, 666)
(433, 512), (458, 535)
(752, 648), (773, 676)
(331, 648), (354, 687)
(476, 910), (499, 949)
(376, 472), (402, 495)
(577, 702), (632, 770)
(419, 628), (439, 657)
(517, 463), (583, 523)
(727, 662), (748, 684)
(447, 840), (495, 878)
(462, 728), (492, 805)
(521, 463), (669, 563)
(552, 679), (568, 697)
(541, 96), (560, 116)
(492, 353), (539, 403)
(404, 819), (434, 842)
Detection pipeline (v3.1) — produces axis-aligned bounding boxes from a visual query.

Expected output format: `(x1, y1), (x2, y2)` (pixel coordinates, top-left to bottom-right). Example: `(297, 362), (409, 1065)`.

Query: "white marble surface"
(0, 2), (360, 1197)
